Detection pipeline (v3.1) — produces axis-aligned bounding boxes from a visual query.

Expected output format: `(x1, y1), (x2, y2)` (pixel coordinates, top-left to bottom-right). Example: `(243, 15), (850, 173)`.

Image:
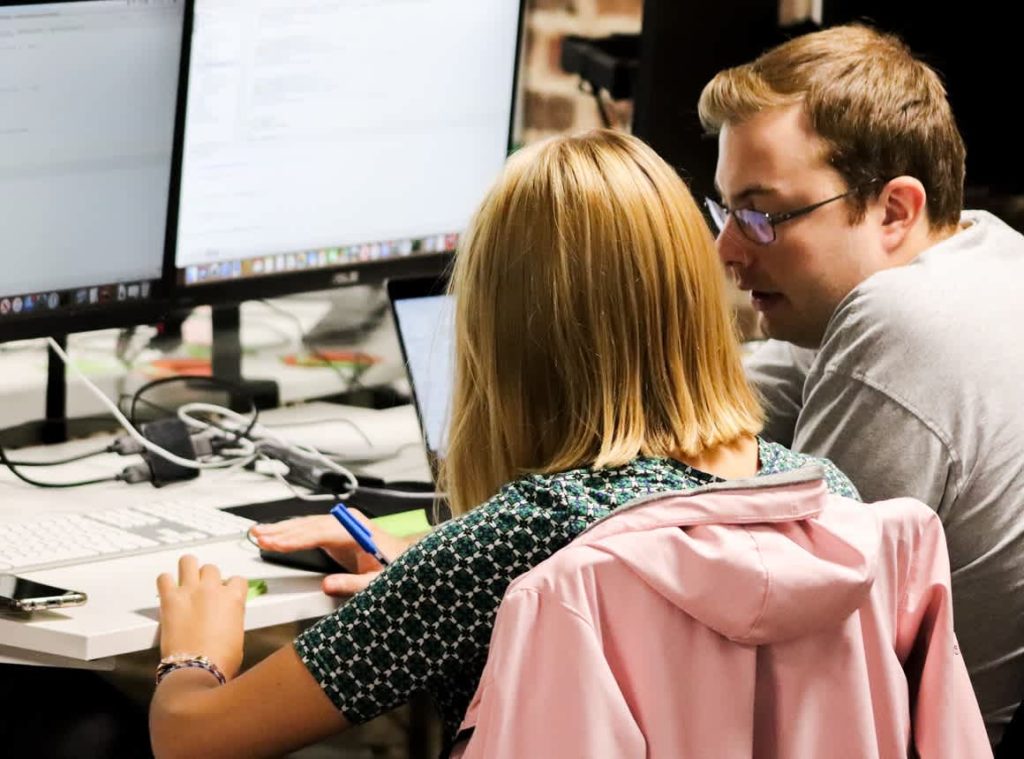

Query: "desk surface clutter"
(0, 402), (431, 665)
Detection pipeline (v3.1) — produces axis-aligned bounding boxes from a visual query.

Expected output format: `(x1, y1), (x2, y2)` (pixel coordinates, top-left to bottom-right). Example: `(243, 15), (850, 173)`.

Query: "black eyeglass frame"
(705, 179), (885, 245)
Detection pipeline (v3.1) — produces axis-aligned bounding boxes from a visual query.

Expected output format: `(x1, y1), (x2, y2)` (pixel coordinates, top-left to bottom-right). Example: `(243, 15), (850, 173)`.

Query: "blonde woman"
(150, 130), (858, 759)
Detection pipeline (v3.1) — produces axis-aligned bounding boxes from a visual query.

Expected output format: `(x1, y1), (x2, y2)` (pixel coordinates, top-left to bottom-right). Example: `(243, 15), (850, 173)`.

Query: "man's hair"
(440, 129), (763, 516)
(698, 24), (965, 228)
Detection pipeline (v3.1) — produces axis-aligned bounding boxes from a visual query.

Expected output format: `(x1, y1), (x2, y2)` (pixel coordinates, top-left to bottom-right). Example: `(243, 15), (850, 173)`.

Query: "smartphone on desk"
(0, 574), (87, 613)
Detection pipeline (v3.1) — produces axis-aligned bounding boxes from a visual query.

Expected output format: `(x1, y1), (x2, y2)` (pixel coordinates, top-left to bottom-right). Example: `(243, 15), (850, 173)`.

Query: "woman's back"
(295, 441), (858, 744)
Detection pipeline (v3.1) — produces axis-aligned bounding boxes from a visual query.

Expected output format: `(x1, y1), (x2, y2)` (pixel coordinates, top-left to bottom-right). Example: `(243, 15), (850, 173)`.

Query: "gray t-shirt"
(746, 210), (1024, 744)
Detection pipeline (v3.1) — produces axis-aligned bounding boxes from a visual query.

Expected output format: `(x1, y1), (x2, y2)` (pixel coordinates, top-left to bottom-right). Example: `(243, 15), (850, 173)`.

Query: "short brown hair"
(698, 24), (965, 228)
(441, 130), (763, 515)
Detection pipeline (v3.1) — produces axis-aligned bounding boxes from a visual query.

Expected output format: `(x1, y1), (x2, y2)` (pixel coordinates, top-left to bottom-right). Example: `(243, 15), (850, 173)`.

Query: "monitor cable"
(0, 442), (123, 489)
(0, 443), (114, 467)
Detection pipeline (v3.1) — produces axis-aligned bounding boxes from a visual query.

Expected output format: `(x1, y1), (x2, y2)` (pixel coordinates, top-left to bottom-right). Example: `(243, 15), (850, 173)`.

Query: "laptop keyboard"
(0, 500), (256, 573)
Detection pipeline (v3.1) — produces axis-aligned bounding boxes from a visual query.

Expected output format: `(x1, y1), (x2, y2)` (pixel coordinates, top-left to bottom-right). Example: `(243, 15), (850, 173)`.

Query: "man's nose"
(715, 223), (753, 270)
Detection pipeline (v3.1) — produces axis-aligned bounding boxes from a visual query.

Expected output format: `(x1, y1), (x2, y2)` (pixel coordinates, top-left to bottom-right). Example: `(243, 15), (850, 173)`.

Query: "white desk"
(0, 402), (429, 664)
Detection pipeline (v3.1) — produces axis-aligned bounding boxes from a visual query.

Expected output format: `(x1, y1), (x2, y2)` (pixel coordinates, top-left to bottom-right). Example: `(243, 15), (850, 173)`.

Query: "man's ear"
(879, 176), (928, 252)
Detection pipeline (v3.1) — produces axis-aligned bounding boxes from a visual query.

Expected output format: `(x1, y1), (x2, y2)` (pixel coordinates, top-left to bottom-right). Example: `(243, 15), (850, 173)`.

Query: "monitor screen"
(171, 0), (523, 303)
(0, 0), (186, 339)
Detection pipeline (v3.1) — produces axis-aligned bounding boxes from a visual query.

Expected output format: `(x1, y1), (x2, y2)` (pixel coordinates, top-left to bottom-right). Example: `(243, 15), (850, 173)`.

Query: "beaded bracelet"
(155, 654), (227, 686)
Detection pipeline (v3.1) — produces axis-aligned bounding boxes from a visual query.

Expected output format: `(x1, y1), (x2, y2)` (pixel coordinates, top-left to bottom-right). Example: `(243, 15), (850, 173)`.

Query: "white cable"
(247, 417), (409, 461)
(177, 401), (359, 497)
(45, 337), (252, 471)
(213, 439), (259, 458)
(255, 453), (344, 502)
(356, 484), (443, 499)
(176, 402), (254, 434)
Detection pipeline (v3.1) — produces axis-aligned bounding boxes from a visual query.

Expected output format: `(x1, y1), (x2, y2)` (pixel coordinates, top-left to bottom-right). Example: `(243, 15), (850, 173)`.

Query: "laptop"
(386, 273), (455, 487)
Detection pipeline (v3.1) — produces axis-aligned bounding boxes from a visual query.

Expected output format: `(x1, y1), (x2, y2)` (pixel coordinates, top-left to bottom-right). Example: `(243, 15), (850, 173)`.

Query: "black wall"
(634, 1), (1021, 212)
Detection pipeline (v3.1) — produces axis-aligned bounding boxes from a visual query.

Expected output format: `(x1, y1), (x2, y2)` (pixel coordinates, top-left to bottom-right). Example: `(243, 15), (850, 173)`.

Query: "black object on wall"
(821, 1), (1021, 206)
(632, 0), (783, 202)
(634, 1), (1022, 219)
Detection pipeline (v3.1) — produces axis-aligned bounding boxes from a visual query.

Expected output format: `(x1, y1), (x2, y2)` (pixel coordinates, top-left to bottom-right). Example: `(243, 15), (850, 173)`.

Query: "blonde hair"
(698, 24), (965, 228)
(440, 129), (763, 516)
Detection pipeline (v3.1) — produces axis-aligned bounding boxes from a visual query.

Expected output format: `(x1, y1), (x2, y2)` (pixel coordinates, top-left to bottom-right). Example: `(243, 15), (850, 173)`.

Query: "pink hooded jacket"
(452, 467), (991, 758)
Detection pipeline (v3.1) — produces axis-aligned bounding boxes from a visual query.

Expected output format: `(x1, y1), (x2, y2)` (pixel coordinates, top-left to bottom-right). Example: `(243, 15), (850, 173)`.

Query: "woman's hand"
(156, 555), (248, 680)
(249, 508), (414, 597)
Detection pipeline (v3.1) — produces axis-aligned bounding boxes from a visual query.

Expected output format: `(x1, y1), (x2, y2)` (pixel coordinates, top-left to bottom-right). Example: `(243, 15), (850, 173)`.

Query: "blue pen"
(330, 503), (390, 566)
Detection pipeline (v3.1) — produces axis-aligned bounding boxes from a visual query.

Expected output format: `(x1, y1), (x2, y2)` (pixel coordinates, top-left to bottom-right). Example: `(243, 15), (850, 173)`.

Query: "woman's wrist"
(155, 653), (228, 686)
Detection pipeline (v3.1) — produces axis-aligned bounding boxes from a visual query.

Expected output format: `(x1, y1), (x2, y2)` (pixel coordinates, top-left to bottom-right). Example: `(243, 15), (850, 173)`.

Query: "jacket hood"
(577, 467), (881, 645)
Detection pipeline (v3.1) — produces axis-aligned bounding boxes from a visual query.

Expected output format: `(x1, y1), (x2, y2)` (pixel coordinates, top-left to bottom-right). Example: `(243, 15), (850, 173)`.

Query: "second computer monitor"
(170, 0), (524, 305)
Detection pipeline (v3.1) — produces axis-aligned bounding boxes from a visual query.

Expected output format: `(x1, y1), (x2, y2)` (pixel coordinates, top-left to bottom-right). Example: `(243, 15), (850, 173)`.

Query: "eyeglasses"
(704, 180), (882, 245)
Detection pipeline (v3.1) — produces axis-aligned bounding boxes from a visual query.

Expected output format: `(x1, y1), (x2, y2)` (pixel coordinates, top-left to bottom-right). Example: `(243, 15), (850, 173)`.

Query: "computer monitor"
(0, 0), (189, 342)
(167, 0), (525, 309)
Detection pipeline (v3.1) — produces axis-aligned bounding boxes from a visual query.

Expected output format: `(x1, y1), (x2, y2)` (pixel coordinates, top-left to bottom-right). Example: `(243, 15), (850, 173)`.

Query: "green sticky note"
(371, 509), (431, 538)
(247, 579), (268, 600)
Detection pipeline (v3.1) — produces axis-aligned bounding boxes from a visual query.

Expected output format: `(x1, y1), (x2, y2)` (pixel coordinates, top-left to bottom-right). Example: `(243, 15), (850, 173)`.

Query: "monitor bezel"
(0, 0), (194, 343)
(163, 0), (527, 310)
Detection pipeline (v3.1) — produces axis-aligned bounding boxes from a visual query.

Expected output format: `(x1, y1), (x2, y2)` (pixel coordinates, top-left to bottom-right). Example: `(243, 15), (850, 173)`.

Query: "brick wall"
(513, 0), (758, 340)
(517, 0), (643, 145)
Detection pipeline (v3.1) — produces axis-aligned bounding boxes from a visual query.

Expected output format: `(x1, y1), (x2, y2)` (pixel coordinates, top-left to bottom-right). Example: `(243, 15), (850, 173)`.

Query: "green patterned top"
(294, 440), (859, 744)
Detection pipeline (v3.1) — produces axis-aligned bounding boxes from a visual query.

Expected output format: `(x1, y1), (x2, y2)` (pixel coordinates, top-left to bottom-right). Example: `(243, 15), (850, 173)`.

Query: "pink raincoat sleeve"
(453, 587), (645, 759)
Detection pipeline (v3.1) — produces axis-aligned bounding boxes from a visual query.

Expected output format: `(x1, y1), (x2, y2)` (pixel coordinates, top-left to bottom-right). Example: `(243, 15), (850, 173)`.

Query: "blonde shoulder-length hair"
(441, 129), (762, 516)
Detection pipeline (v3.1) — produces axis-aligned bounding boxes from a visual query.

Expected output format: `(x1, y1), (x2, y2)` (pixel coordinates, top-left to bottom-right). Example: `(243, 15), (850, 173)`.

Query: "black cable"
(593, 88), (612, 129)
(114, 326), (138, 370)
(2, 444), (113, 467)
(117, 393), (177, 421)
(0, 377), (256, 489)
(128, 375), (260, 440)
(0, 442), (121, 488)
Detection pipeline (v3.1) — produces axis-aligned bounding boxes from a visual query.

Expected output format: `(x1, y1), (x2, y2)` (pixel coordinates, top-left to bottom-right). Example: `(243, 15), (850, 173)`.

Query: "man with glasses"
(699, 24), (1024, 746)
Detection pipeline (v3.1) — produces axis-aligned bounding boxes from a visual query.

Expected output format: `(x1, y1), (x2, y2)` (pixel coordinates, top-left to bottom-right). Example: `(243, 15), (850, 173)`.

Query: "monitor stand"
(211, 305), (280, 411)
(42, 335), (69, 444)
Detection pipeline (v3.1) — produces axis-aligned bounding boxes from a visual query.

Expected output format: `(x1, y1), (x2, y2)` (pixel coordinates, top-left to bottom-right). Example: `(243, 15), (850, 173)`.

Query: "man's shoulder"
(820, 213), (1024, 371)
(819, 281), (945, 374)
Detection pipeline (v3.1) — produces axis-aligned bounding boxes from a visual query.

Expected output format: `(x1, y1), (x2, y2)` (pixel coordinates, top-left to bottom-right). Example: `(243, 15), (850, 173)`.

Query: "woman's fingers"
(248, 510), (415, 581)
(156, 572), (175, 597)
(250, 515), (351, 551)
(156, 559), (249, 677)
(178, 554), (200, 585)
(224, 575), (249, 600)
(322, 571), (379, 597)
(199, 562), (222, 585)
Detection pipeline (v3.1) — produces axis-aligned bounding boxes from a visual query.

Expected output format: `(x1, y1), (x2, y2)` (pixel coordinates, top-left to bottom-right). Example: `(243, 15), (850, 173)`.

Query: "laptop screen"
(390, 291), (455, 459)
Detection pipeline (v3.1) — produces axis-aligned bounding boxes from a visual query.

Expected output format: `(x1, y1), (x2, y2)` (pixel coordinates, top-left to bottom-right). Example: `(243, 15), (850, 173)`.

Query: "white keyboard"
(0, 500), (256, 573)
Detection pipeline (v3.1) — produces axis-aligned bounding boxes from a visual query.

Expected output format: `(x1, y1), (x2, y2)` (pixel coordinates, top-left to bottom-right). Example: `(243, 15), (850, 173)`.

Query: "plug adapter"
(139, 418), (199, 487)
(257, 440), (351, 493)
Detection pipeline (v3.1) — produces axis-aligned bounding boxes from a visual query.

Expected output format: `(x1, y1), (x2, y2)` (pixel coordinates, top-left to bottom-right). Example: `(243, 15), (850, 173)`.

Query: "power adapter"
(138, 418), (199, 487)
(256, 440), (352, 493)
